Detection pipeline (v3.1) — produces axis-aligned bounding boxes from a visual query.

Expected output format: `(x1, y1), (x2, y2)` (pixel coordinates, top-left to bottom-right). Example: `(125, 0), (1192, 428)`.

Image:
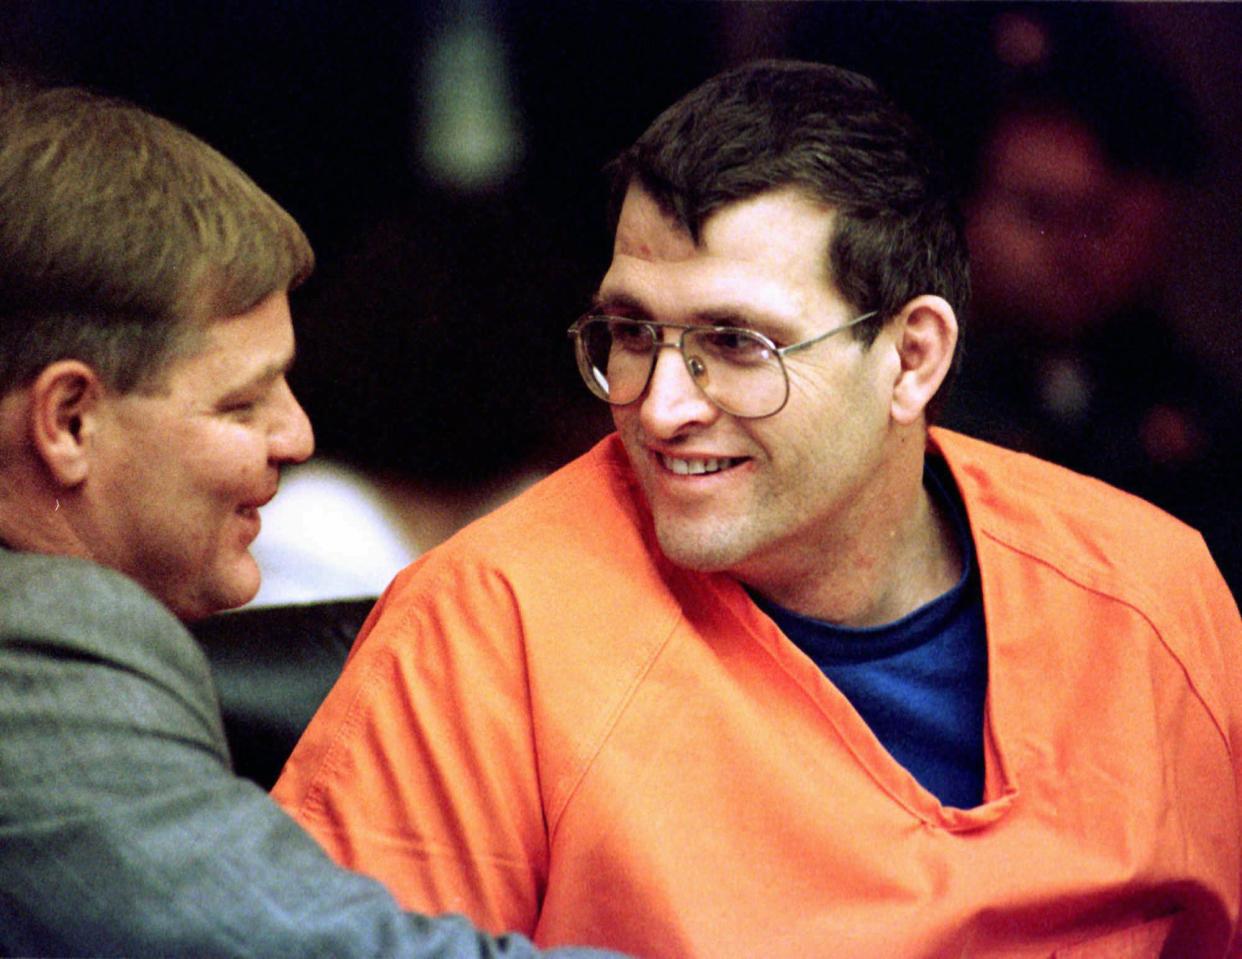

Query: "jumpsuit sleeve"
(273, 554), (552, 939)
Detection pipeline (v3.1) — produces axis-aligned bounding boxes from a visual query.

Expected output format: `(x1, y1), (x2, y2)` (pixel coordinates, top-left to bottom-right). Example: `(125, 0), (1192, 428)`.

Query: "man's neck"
(0, 482), (91, 561)
(739, 435), (961, 629)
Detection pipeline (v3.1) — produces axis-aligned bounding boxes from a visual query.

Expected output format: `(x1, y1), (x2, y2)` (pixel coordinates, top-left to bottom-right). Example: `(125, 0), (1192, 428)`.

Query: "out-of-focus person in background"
(939, 8), (1242, 597)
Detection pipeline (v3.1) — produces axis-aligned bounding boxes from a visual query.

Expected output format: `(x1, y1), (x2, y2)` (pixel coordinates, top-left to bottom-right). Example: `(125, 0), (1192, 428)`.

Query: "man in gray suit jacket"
(0, 82), (621, 959)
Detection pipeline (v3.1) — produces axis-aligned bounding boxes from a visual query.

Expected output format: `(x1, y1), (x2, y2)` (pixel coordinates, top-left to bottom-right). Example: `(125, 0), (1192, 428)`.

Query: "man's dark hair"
(608, 59), (970, 416)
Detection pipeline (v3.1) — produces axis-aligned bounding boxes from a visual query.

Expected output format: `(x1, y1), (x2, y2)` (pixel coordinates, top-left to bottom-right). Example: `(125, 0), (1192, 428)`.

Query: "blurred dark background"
(3, 2), (1240, 595)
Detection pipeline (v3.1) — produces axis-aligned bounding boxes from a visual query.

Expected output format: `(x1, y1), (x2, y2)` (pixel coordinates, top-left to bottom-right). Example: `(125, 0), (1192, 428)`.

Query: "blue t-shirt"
(749, 459), (987, 809)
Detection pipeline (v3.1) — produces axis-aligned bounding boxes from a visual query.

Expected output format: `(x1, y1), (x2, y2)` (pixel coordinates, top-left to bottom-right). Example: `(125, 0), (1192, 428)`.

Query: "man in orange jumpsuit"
(275, 61), (1242, 957)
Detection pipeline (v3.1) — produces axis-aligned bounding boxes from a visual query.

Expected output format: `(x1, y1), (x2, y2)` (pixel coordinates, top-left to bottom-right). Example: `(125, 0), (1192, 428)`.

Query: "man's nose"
(269, 380), (315, 465)
(637, 343), (719, 438)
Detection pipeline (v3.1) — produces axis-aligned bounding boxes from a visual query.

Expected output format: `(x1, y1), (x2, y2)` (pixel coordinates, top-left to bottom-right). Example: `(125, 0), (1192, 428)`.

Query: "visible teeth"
(662, 455), (738, 475)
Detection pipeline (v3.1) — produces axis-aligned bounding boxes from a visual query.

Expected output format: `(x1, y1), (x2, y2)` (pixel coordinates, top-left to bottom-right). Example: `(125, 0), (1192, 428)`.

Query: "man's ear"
(29, 360), (104, 487)
(889, 295), (958, 426)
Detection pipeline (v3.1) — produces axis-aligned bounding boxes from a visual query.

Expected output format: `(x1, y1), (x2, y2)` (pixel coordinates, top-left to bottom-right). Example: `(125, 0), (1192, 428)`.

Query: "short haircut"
(608, 59), (970, 415)
(0, 81), (313, 396)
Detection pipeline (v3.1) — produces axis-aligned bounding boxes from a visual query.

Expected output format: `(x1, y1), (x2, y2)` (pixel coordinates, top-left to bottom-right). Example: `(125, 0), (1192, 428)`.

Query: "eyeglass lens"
(576, 318), (788, 418)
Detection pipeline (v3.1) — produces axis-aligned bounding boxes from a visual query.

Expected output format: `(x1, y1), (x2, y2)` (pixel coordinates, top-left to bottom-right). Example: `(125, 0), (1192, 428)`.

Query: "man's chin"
(174, 560), (261, 622)
(653, 519), (746, 574)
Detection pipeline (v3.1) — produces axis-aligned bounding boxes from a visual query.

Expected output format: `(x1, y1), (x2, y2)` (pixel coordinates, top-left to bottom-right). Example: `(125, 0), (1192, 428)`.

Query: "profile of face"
(82, 292), (313, 620)
(965, 108), (1172, 340)
(598, 186), (905, 597)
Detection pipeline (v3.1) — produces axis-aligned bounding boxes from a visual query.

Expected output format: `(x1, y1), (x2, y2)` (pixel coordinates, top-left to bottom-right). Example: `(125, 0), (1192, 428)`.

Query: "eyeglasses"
(567, 311), (877, 419)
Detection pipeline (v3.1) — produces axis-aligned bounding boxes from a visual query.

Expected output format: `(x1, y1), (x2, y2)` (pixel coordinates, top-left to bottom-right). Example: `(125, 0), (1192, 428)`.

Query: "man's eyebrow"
(688, 305), (800, 343)
(694, 307), (754, 327)
(219, 349), (296, 399)
(590, 291), (647, 316)
(591, 292), (796, 339)
(253, 349), (297, 384)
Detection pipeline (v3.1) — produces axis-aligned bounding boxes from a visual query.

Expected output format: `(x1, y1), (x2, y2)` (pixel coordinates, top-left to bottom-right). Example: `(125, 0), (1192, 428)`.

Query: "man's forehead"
(161, 293), (295, 385)
(615, 184), (836, 262)
(602, 185), (841, 322)
(613, 186), (696, 261)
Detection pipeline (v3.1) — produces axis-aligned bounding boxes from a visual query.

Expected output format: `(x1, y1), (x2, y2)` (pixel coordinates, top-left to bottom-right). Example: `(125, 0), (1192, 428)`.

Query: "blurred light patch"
(417, 8), (523, 190)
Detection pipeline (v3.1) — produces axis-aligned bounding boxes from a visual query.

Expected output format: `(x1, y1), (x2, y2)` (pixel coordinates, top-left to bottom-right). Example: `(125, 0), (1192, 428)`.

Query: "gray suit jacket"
(0, 549), (620, 959)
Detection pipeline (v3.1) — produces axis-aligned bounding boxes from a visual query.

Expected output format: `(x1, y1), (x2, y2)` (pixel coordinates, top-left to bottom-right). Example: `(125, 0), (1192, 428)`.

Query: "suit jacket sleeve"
(0, 552), (616, 959)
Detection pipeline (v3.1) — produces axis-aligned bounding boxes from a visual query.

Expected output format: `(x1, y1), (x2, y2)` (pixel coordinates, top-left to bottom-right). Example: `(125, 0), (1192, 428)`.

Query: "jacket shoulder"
(0, 549), (218, 709)
(1, 549), (175, 631)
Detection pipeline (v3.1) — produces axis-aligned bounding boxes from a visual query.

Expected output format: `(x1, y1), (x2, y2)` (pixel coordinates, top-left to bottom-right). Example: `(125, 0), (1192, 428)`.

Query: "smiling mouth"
(659, 454), (747, 476)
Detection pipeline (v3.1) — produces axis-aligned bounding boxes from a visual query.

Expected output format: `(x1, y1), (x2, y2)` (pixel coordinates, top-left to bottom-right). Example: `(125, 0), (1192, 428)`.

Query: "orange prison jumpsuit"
(274, 429), (1242, 958)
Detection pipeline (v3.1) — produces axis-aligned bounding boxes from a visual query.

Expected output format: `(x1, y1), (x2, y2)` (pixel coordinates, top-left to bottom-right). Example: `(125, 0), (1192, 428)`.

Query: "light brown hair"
(0, 81), (313, 394)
